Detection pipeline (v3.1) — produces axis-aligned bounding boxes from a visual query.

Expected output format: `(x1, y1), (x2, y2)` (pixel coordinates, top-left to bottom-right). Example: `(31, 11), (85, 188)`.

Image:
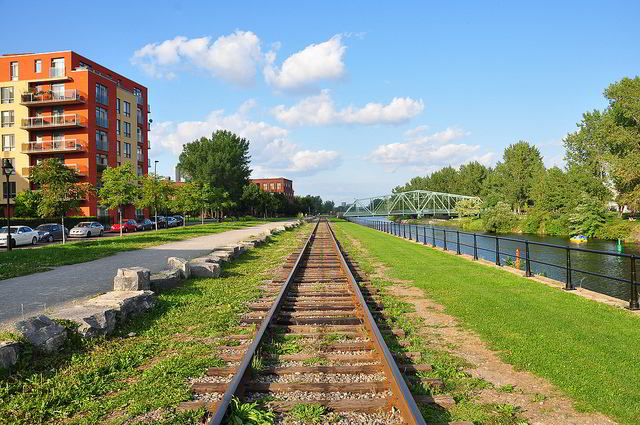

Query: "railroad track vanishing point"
(181, 219), (472, 425)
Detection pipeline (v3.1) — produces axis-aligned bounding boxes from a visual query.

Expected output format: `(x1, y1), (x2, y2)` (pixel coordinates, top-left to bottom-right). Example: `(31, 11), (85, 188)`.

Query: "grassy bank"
(0, 224), (306, 424)
(0, 220), (272, 281)
(335, 221), (640, 425)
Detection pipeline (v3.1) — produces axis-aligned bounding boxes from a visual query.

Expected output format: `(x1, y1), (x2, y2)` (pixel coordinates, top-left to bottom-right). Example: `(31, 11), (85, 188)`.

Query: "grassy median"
(0, 223), (307, 425)
(0, 220), (276, 280)
(334, 221), (640, 425)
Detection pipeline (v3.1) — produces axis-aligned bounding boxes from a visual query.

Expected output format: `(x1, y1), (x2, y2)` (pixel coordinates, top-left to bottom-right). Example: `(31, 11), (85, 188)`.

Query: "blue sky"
(7, 1), (640, 203)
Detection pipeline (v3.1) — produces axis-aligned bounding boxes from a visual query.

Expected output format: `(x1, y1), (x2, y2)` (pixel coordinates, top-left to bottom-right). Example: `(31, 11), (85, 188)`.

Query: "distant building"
(175, 166), (181, 183)
(250, 177), (294, 199)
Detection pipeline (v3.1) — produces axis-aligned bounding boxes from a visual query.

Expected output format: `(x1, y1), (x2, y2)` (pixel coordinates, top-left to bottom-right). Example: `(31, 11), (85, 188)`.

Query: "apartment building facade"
(0, 51), (149, 220)
(250, 177), (294, 199)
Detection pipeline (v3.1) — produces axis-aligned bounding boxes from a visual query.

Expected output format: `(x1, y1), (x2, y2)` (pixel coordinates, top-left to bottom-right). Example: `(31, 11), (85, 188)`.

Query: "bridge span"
(343, 190), (480, 218)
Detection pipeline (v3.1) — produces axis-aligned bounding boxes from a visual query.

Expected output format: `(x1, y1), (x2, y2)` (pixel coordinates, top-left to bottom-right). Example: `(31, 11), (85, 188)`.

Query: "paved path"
(0, 221), (296, 328)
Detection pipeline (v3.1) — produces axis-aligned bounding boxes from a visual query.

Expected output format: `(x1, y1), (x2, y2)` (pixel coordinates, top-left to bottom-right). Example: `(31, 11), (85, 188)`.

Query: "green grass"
(0, 220), (275, 280)
(334, 221), (640, 425)
(0, 224), (306, 424)
(289, 403), (329, 424)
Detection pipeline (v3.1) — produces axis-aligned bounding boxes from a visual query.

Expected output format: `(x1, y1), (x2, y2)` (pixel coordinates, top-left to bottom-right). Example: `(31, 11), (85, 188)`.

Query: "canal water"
(351, 217), (639, 302)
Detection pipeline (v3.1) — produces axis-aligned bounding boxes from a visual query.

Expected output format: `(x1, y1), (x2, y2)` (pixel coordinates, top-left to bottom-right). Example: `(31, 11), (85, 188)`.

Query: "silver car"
(0, 226), (39, 247)
(69, 221), (104, 238)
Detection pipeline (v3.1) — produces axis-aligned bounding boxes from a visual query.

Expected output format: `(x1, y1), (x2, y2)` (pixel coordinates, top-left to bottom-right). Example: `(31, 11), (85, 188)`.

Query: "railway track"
(181, 220), (471, 425)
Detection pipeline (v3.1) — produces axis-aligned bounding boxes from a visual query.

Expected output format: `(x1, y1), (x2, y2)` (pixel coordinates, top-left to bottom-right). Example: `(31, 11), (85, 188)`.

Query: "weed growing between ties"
(225, 397), (276, 425)
(332, 223), (529, 425)
(0, 220), (270, 280)
(288, 403), (331, 424)
(333, 221), (640, 425)
(0, 224), (308, 425)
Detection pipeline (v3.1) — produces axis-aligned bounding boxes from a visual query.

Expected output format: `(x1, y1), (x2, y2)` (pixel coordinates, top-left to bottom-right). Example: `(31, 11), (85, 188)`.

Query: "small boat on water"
(570, 235), (588, 243)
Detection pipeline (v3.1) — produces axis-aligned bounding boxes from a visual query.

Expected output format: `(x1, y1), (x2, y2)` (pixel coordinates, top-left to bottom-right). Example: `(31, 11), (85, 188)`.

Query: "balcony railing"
(23, 163), (87, 177)
(21, 114), (87, 129)
(50, 67), (65, 78)
(137, 153), (144, 161)
(22, 139), (87, 154)
(21, 89), (85, 105)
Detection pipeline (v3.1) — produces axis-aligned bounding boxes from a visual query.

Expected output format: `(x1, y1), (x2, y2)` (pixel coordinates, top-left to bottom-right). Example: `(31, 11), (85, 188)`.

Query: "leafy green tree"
(172, 182), (198, 225)
(569, 193), (607, 237)
(481, 201), (517, 233)
(241, 184), (263, 217)
(99, 163), (139, 236)
(177, 130), (251, 203)
(457, 161), (489, 196)
(210, 186), (235, 219)
(14, 190), (41, 217)
(495, 141), (544, 213)
(29, 159), (92, 243)
(456, 198), (483, 217)
(138, 175), (174, 230)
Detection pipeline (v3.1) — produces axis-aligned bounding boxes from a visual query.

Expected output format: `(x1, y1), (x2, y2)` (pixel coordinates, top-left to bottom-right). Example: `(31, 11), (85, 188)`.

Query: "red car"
(111, 219), (138, 233)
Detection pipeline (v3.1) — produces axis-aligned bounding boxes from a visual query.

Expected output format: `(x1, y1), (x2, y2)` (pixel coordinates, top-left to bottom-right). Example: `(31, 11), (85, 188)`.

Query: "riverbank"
(335, 221), (640, 425)
(399, 214), (640, 243)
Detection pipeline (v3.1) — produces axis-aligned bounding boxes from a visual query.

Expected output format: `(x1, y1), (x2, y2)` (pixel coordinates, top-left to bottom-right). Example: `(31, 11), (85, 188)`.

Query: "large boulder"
(114, 267), (151, 291)
(0, 341), (20, 369)
(14, 315), (67, 352)
(188, 261), (221, 278)
(211, 251), (232, 263)
(85, 291), (155, 323)
(52, 305), (118, 338)
(168, 257), (191, 279)
(150, 269), (182, 292)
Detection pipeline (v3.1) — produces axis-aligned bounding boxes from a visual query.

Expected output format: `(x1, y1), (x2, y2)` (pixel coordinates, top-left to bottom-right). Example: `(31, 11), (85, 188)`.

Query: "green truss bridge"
(343, 190), (480, 218)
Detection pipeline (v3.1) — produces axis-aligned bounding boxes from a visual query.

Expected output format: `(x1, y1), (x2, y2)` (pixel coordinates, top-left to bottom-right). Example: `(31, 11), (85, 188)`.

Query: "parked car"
(111, 219), (138, 233)
(172, 215), (185, 226)
(0, 226), (39, 247)
(35, 223), (69, 242)
(167, 217), (179, 228)
(151, 216), (167, 229)
(69, 222), (104, 238)
(136, 218), (153, 231)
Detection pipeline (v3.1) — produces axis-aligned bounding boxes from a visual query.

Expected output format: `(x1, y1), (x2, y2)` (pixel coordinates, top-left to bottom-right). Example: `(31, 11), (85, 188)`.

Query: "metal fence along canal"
(347, 218), (639, 310)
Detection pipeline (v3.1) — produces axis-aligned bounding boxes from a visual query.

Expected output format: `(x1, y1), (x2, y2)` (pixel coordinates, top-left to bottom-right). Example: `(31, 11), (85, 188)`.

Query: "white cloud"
(365, 126), (495, 172)
(131, 31), (262, 85)
(151, 102), (341, 177)
(264, 35), (347, 91)
(272, 90), (424, 126)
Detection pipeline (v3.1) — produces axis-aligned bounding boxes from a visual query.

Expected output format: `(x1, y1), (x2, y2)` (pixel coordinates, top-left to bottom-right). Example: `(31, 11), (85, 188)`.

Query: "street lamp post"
(154, 160), (159, 231)
(2, 159), (14, 251)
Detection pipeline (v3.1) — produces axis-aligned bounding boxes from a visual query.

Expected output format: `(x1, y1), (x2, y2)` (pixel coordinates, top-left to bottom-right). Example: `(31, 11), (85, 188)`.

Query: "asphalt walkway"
(0, 221), (296, 328)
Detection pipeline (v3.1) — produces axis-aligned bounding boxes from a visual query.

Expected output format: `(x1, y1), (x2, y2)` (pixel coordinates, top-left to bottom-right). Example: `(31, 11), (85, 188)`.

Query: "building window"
(96, 107), (108, 128)
(123, 101), (131, 117)
(35, 59), (42, 73)
(263, 183), (267, 189)
(52, 83), (64, 99)
(124, 142), (132, 158)
(133, 87), (142, 105)
(136, 127), (142, 143)
(270, 183), (275, 189)
(96, 130), (108, 151)
(277, 183), (281, 189)
(116, 140), (121, 156)
(1, 110), (14, 127)
(2, 181), (16, 199)
(116, 119), (121, 136)
(0, 87), (13, 104)
(96, 154), (108, 173)
(96, 83), (108, 105)
(2, 135), (15, 152)
(136, 144), (143, 161)
(124, 122), (131, 137)
(137, 164), (143, 177)
(10, 62), (18, 81)
(51, 58), (64, 76)
(116, 98), (121, 114)
(136, 107), (142, 124)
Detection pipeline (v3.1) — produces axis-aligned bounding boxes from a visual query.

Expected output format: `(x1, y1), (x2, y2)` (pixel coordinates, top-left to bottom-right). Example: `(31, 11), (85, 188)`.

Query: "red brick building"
(250, 178), (294, 199)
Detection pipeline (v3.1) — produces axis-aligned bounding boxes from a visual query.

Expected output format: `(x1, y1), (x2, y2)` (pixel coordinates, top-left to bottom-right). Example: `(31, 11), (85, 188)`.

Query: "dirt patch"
(388, 283), (617, 425)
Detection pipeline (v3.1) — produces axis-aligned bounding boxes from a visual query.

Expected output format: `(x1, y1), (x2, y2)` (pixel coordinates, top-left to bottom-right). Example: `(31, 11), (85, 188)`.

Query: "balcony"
(21, 89), (86, 106)
(22, 139), (87, 154)
(137, 153), (144, 162)
(21, 114), (87, 130)
(23, 163), (88, 177)
(30, 67), (70, 83)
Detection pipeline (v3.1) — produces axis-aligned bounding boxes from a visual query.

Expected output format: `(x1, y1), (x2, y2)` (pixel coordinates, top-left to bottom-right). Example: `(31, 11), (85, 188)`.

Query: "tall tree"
(138, 175), (174, 230)
(99, 163), (139, 236)
(457, 161), (489, 196)
(496, 141), (544, 213)
(177, 130), (251, 203)
(29, 159), (92, 243)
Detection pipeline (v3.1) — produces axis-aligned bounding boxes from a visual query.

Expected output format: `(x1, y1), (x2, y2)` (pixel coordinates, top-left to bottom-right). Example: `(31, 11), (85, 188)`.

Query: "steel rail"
(208, 220), (320, 425)
(325, 220), (427, 425)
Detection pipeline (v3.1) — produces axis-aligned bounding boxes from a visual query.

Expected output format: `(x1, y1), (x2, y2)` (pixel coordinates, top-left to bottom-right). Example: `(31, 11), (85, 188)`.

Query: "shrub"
(481, 202), (517, 233)
(569, 193), (607, 237)
(596, 216), (632, 240)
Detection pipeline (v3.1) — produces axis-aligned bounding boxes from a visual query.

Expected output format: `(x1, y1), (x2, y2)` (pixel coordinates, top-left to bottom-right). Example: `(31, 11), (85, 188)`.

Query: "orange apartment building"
(250, 177), (294, 199)
(0, 51), (149, 221)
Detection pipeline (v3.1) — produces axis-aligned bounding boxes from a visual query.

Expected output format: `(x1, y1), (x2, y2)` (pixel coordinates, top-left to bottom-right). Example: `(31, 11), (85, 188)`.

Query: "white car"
(69, 222), (105, 238)
(0, 226), (39, 247)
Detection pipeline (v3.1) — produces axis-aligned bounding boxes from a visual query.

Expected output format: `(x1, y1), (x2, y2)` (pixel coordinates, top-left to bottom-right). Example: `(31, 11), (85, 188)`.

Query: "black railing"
(348, 218), (639, 310)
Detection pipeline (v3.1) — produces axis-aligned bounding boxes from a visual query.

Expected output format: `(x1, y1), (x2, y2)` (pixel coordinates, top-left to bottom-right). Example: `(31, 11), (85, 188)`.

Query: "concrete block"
(240, 241), (256, 249)
(52, 305), (118, 338)
(0, 341), (20, 369)
(211, 251), (232, 262)
(86, 291), (155, 323)
(14, 315), (67, 352)
(168, 257), (191, 279)
(113, 267), (151, 291)
(188, 261), (221, 278)
(150, 268), (182, 292)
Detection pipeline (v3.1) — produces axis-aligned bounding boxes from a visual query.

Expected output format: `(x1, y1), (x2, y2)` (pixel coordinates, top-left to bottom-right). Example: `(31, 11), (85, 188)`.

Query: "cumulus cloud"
(131, 31), (262, 85)
(365, 126), (495, 172)
(264, 35), (347, 91)
(151, 101), (341, 176)
(272, 90), (424, 126)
